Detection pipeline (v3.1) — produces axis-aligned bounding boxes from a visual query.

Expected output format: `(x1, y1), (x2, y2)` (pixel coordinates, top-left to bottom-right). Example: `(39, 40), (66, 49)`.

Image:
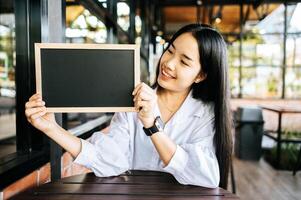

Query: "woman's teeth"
(162, 70), (174, 78)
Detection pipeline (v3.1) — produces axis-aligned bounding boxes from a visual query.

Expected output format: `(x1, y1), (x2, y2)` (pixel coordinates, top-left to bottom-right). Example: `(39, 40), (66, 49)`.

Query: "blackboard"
(34, 43), (140, 113)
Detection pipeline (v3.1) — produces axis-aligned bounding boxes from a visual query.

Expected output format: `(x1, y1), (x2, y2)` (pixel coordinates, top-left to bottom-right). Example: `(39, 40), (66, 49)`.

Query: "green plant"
(264, 131), (301, 170)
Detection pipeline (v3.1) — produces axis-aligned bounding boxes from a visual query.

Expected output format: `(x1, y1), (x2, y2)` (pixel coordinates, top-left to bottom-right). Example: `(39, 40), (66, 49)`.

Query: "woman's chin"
(157, 78), (173, 91)
(157, 78), (166, 87)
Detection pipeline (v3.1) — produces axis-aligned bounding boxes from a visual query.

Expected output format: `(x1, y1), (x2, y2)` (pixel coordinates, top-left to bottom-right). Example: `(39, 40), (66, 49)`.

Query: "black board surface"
(35, 44), (139, 112)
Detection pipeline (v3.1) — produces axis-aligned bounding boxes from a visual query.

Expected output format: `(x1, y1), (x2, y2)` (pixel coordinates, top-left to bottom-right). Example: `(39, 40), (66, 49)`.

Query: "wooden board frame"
(35, 43), (140, 113)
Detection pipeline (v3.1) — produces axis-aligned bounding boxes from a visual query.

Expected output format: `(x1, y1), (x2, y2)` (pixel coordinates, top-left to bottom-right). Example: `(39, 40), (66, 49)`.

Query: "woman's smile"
(160, 67), (176, 81)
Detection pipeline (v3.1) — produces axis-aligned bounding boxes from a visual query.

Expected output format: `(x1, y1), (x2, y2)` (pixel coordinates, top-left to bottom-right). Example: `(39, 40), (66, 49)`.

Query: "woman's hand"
(132, 83), (157, 128)
(25, 93), (58, 133)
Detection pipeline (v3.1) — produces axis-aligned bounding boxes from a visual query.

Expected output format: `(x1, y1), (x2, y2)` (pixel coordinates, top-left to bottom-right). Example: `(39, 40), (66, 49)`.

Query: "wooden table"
(260, 105), (301, 169)
(13, 170), (239, 199)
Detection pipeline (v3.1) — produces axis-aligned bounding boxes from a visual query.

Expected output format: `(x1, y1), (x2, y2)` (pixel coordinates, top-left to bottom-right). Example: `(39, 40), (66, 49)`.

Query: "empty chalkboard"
(35, 43), (140, 113)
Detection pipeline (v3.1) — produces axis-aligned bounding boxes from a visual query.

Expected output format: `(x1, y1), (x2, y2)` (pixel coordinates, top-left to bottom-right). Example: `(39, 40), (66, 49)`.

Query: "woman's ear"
(194, 72), (207, 83)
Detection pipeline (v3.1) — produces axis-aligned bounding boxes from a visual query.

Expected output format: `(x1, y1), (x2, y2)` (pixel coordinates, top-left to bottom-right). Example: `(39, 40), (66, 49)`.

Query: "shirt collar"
(154, 87), (208, 125)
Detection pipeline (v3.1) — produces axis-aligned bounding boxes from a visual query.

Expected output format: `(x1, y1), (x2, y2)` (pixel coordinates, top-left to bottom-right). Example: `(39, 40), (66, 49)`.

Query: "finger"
(25, 106), (46, 118)
(133, 85), (143, 102)
(133, 84), (153, 100)
(141, 82), (154, 93)
(29, 93), (42, 101)
(136, 90), (153, 101)
(25, 100), (45, 109)
(136, 100), (149, 111)
(132, 83), (143, 95)
(137, 82), (154, 95)
(132, 82), (152, 95)
(26, 99), (45, 108)
(30, 110), (47, 120)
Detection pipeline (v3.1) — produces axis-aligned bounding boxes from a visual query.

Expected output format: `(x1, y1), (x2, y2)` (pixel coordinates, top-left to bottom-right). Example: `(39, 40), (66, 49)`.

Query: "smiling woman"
(157, 33), (204, 93)
(25, 23), (232, 189)
(153, 24), (232, 188)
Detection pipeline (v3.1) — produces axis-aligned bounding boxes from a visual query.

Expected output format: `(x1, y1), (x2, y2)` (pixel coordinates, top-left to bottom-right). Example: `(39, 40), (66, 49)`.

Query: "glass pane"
(0, 9), (16, 157)
(285, 67), (301, 98)
(135, 13), (142, 45)
(256, 34), (283, 67)
(241, 67), (282, 98)
(227, 43), (240, 98)
(229, 68), (239, 98)
(286, 34), (301, 67)
(242, 42), (257, 67)
(228, 43), (239, 68)
(286, 33), (301, 98)
(287, 3), (301, 33)
(117, 2), (130, 31)
(66, 7), (107, 43)
(256, 4), (283, 34)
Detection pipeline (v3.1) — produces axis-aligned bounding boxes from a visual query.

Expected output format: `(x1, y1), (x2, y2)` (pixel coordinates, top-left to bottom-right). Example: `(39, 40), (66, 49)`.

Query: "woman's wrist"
(142, 116), (156, 128)
(44, 122), (60, 136)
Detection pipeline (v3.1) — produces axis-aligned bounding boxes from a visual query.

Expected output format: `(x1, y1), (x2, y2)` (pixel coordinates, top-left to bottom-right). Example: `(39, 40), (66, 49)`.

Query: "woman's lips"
(161, 68), (176, 79)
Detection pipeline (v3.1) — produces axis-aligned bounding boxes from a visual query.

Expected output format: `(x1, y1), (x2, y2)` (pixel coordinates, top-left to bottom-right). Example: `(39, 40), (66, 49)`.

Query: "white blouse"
(74, 89), (220, 188)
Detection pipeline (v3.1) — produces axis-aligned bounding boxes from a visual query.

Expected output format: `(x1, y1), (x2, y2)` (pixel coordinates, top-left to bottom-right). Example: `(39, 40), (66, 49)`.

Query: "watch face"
(143, 116), (165, 136)
(155, 116), (164, 131)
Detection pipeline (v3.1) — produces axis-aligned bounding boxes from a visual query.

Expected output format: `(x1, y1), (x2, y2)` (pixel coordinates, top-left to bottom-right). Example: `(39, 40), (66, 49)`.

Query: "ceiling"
(162, 3), (281, 36)
(0, 0), (293, 42)
(64, 1), (284, 42)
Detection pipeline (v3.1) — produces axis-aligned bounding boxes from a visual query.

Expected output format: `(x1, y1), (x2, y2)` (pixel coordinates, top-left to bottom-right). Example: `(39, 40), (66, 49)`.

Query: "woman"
(25, 24), (232, 189)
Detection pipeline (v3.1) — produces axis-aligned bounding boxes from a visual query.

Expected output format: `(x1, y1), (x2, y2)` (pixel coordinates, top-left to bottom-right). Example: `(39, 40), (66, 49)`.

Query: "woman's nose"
(165, 58), (176, 71)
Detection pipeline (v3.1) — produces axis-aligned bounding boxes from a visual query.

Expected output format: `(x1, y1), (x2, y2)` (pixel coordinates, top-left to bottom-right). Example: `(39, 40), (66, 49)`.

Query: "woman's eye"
(167, 49), (173, 53)
(181, 60), (189, 66)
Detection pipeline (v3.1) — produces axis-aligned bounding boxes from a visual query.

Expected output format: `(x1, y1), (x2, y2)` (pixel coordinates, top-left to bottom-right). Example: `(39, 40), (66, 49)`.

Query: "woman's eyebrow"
(171, 43), (193, 62)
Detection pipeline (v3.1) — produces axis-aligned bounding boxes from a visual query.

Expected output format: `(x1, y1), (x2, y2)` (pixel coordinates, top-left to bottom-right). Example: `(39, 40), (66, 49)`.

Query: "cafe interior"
(0, 0), (301, 199)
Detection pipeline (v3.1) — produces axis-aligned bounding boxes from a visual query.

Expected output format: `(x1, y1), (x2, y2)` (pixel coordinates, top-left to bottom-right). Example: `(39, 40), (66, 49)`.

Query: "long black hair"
(153, 24), (233, 189)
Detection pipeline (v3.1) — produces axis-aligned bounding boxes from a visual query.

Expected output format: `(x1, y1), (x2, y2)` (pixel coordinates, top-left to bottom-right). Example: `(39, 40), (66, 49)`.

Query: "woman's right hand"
(25, 93), (57, 133)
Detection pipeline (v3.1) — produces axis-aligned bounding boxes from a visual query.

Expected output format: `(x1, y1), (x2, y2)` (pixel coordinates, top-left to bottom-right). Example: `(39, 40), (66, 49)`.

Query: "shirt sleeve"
(162, 117), (220, 188)
(73, 112), (131, 177)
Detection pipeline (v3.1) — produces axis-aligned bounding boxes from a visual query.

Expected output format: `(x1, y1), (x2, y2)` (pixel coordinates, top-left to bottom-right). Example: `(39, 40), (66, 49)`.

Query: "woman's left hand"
(132, 82), (157, 128)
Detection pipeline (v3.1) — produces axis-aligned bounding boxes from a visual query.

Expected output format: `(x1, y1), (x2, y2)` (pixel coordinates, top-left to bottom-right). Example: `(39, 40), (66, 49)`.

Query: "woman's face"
(157, 32), (204, 93)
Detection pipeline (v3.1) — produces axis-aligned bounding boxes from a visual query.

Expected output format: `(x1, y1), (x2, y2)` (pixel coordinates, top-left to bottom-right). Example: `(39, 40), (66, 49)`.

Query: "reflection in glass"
(0, 11), (16, 157)
(117, 2), (130, 31)
(256, 4), (283, 34)
(285, 67), (301, 99)
(286, 34), (301, 98)
(241, 67), (282, 98)
(287, 3), (301, 33)
(66, 7), (107, 43)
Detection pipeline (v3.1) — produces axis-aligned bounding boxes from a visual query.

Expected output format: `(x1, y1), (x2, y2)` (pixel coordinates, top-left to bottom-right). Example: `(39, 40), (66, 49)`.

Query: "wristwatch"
(143, 116), (164, 136)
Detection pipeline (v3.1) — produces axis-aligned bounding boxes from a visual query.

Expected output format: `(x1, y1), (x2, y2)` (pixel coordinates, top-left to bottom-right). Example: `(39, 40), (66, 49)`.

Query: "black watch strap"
(143, 116), (164, 136)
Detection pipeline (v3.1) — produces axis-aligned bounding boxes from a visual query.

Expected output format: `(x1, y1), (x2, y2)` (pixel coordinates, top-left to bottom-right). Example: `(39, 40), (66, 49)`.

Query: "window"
(285, 3), (301, 99)
(66, 6), (107, 44)
(0, 1), (16, 158)
(227, 3), (301, 99)
(117, 2), (130, 32)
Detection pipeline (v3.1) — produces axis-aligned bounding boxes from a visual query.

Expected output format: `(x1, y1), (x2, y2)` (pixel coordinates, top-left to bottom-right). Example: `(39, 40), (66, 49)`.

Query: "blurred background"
(0, 0), (300, 199)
